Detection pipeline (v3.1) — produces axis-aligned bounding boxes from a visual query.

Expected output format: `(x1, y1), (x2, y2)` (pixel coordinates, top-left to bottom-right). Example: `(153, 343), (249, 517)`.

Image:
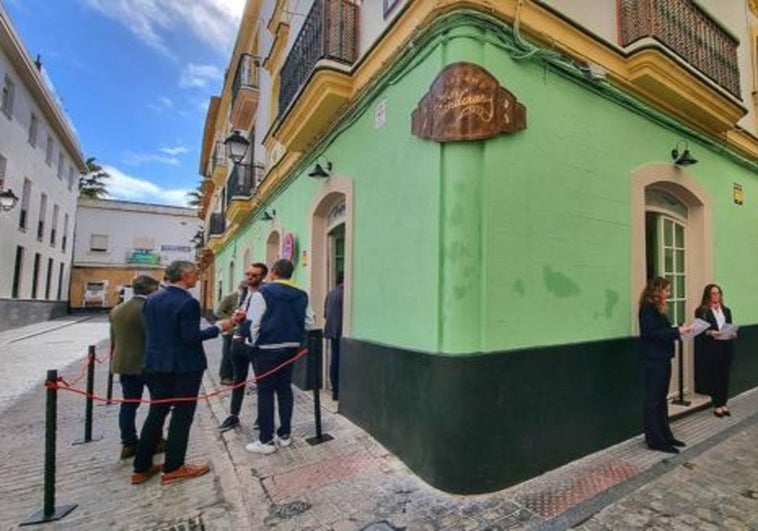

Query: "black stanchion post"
(106, 371), (114, 405)
(306, 329), (333, 446)
(21, 370), (77, 525)
(671, 337), (690, 406)
(74, 345), (103, 444)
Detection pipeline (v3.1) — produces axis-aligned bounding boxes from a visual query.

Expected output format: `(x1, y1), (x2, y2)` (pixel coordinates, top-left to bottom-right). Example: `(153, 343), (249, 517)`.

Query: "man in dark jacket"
(131, 260), (234, 485)
(243, 259), (310, 455)
(109, 274), (160, 459)
(324, 273), (344, 401)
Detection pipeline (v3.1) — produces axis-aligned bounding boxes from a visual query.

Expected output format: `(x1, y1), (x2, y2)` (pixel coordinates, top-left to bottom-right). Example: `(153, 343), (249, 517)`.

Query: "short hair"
(164, 260), (196, 283)
(132, 275), (160, 295)
(271, 259), (294, 279)
(251, 262), (268, 278)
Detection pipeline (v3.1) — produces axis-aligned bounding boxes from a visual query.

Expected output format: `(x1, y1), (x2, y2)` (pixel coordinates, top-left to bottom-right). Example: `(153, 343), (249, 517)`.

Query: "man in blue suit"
(132, 260), (234, 485)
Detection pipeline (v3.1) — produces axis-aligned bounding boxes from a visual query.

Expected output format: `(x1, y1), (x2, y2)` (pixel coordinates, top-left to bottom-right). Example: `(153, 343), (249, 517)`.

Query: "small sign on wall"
(733, 182), (743, 205)
(374, 99), (387, 129)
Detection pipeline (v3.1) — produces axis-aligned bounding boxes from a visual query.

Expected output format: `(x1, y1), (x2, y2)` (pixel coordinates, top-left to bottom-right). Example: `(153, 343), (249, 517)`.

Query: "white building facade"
(71, 199), (199, 309)
(0, 4), (87, 331)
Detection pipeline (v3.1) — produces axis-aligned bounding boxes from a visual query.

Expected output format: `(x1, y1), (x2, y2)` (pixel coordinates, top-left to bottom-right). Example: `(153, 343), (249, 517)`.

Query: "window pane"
(676, 301), (685, 323)
(664, 249), (673, 273)
(675, 223), (684, 248)
(664, 219), (673, 246)
(676, 275), (685, 298)
(675, 250), (685, 273)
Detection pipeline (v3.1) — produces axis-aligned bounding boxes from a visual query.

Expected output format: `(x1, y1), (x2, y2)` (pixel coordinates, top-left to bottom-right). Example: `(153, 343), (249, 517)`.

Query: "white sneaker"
(245, 440), (277, 455)
(275, 434), (292, 448)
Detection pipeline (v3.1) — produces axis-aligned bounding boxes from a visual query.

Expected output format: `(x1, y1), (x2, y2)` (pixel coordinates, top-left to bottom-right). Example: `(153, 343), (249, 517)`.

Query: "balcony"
(210, 140), (229, 187)
(230, 54), (260, 131)
(278, 0), (358, 117)
(618, 0), (740, 98)
(226, 163), (258, 224)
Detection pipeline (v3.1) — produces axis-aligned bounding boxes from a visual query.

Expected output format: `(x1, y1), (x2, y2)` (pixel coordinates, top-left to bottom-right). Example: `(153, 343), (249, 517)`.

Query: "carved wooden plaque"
(411, 62), (526, 142)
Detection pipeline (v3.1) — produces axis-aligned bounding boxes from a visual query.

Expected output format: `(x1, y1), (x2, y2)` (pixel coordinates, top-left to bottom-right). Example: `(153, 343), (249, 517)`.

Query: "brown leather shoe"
(161, 463), (210, 485)
(131, 464), (161, 485)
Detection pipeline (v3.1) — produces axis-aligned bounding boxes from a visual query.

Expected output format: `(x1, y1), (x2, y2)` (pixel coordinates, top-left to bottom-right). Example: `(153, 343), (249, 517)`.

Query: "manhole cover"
(146, 514), (204, 530)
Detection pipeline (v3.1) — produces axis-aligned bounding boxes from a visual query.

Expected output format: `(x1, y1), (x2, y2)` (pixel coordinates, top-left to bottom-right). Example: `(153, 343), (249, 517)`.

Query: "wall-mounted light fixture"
(308, 157), (332, 179)
(261, 209), (276, 221)
(671, 140), (698, 166)
(224, 130), (250, 166)
(0, 188), (19, 212)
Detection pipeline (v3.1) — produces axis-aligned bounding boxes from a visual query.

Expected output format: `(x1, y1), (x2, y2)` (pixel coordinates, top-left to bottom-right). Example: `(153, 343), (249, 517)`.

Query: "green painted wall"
(215, 10), (758, 357)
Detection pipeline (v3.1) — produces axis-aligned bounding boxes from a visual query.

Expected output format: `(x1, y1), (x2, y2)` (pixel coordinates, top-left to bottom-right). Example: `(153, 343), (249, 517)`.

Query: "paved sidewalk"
(1, 316), (757, 529)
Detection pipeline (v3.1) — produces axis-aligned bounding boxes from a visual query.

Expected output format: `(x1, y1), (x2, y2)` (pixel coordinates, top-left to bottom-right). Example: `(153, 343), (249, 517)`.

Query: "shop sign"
(733, 183), (744, 205)
(411, 62), (526, 142)
(281, 232), (296, 262)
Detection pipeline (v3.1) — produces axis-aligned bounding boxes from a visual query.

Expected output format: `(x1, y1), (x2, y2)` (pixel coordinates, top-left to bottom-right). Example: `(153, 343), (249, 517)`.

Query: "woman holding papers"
(639, 277), (693, 454)
(694, 284), (737, 418)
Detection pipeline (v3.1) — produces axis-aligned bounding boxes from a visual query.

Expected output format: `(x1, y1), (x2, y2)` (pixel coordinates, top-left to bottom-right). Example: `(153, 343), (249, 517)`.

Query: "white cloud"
(160, 146), (189, 156)
(147, 96), (175, 113)
(123, 151), (180, 166)
(180, 63), (223, 89)
(104, 165), (192, 206)
(80, 0), (245, 58)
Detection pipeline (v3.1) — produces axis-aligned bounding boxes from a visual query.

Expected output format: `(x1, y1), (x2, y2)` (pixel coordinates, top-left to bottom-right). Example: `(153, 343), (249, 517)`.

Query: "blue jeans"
(256, 348), (296, 444)
(118, 373), (145, 446)
(134, 371), (203, 474)
(230, 341), (258, 416)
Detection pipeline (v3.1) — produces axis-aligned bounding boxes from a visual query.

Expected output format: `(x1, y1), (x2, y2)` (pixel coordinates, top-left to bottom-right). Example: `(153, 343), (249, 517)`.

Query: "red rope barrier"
(45, 348), (308, 405)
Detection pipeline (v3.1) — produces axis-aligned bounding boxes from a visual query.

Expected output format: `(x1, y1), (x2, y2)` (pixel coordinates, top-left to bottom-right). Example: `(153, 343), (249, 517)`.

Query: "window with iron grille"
(29, 113), (38, 146)
(45, 135), (54, 165)
(57, 151), (65, 179)
(1, 75), (15, 118)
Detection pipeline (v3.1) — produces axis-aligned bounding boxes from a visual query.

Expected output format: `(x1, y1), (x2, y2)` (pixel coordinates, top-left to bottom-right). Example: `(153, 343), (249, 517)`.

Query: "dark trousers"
(230, 342), (258, 417)
(134, 371), (203, 474)
(329, 337), (341, 395)
(710, 349), (734, 407)
(118, 373), (145, 446)
(256, 348), (296, 444)
(219, 334), (233, 381)
(643, 360), (674, 448)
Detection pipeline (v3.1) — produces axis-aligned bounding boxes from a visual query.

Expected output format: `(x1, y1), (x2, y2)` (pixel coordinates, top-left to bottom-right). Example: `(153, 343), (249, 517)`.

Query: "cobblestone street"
(1, 316), (758, 529)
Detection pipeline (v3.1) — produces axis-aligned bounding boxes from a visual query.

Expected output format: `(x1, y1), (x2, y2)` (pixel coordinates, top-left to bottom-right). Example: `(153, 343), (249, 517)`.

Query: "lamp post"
(0, 188), (19, 212)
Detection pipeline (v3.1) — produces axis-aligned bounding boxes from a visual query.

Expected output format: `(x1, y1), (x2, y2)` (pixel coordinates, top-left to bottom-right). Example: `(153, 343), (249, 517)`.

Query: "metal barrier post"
(306, 330), (333, 445)
(106, 371), (114, 405)
(74, 346), (103, 444)
(20, 370), (77, 525)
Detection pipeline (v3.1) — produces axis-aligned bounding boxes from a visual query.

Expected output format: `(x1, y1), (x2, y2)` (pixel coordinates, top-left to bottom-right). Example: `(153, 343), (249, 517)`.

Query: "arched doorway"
(266, 231), (281, 267)
(631, 163), (712, 406)
(309, 177), (353, 396)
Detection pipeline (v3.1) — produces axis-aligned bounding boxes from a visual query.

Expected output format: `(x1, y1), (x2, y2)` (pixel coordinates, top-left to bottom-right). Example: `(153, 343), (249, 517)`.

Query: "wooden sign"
(411, 62), (526, 142)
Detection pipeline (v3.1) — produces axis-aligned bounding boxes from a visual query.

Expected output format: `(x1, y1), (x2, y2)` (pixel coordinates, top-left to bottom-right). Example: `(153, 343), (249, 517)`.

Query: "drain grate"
(270, 500), (311, 520)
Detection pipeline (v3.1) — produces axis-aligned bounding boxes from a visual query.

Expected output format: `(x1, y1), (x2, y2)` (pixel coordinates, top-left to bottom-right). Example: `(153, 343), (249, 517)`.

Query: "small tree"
(186, 180), (205, 207)
(79, 157), (110, 199)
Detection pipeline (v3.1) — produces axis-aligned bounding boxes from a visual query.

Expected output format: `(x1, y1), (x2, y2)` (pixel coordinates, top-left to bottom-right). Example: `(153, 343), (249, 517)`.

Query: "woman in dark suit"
(639, 277), (692, 454)
(694, 284), (737, 417)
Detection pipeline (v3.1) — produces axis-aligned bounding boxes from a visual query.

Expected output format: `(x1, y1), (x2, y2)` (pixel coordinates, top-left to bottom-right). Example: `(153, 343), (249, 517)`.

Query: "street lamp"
(0, 188), (19, 212)
(224, 130), (250, 166)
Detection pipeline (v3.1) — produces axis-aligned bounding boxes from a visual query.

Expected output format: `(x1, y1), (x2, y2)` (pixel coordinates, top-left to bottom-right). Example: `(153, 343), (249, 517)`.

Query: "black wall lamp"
(671, 140), (698, 166)
(261, 209), (276, 221)
(0, 188), (19, 212)
(224, 130), (250, 166)
(308, 157), (332, 179)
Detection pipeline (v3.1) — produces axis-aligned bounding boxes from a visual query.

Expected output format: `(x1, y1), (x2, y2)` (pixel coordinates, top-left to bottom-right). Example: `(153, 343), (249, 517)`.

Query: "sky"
(4, 0), (246, 206)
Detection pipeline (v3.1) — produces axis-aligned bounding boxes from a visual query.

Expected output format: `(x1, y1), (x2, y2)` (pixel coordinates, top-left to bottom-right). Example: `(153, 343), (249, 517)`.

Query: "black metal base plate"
(20, 504), (77, 525)
(305, 433), (334, 446)
(72, 434), (103, 445)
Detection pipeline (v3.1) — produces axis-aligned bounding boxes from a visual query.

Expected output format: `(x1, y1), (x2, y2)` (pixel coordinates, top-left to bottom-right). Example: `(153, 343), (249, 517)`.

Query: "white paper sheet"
(715, 323), (739, 340)
(680, 318), (711, 340)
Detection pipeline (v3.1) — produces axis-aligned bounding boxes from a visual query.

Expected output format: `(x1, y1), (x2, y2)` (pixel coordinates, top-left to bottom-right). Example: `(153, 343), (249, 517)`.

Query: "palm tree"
(79, 157), (110, 199)
(186, 180), (205, 207)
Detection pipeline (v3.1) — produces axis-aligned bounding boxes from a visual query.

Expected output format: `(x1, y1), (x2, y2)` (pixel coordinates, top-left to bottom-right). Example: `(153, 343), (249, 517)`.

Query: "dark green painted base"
(340, 328), (758, 494)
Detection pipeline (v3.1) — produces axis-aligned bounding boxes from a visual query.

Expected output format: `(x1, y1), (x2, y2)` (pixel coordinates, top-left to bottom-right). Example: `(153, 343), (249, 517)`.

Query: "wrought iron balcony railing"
(617, 0), (740, 97)
(208, 212), (226, 237)
(231, 54), (261, 130)
(226, 163), (257, 207)
(278, 0), (358, 116)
